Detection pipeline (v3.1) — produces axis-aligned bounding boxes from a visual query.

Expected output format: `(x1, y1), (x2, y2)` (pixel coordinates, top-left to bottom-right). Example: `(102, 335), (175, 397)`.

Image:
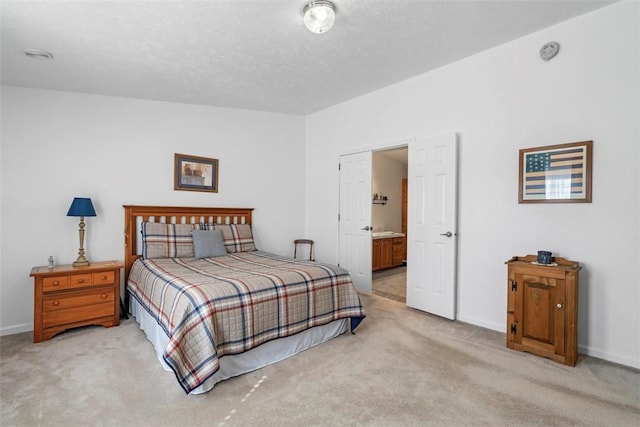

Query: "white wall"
(305, 2), (639, 368)
(372, 152), (406, 233)
(0, 87), (306, 334)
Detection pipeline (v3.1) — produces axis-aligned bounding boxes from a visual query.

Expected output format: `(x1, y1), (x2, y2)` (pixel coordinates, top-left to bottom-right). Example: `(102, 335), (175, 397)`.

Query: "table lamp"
(67, 197), (96, 267)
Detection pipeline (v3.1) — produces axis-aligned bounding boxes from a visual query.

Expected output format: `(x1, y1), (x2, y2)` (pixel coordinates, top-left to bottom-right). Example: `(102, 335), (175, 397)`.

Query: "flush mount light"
(303, 1), (336, 34)
(23, 48), (54, 60)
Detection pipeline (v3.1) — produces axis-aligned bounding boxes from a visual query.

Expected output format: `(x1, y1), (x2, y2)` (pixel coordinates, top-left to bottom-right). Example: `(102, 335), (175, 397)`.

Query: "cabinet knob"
(556, 303), (563, 309)
(77, 278), (85, 284)
(52, 281), (59, 286)
(52, 300), (60, 306)
(101, 275), (107, 280)
(101, 294), (108, 299)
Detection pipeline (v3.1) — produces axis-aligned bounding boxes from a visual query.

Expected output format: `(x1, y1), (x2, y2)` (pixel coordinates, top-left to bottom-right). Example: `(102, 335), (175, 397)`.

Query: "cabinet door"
(514, 273), (566, 358)
(392, 237), (404, 266)
(372, 240), (382, 271)
(381, 239), (393, 269)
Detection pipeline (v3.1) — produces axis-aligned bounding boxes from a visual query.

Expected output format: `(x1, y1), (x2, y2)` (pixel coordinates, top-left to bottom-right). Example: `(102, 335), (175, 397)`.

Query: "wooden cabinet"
(391, 237), (404, 266)
(373, 237), (405, 271)
(372, 240), (382, 271)
(30, 260), (122, 343)
(506, 255), (580, 366)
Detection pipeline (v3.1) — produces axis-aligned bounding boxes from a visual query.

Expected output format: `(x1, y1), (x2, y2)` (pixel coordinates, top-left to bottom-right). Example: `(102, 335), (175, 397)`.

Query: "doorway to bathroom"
(338, 132), (458, 318)
(371, 147), (408, 303)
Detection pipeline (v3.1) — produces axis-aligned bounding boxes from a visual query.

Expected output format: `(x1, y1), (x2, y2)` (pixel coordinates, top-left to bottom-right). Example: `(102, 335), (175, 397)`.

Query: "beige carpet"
(1, 293), (639, 426)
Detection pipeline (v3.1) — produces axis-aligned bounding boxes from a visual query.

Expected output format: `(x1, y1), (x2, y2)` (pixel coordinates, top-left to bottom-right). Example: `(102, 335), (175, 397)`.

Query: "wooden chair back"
(293, 239), (315, 261)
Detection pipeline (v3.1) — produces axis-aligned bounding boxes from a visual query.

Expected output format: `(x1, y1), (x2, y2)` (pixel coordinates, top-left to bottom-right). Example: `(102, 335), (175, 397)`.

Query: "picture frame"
(518, 140), (592, 203)
(174, 153), (219, 193)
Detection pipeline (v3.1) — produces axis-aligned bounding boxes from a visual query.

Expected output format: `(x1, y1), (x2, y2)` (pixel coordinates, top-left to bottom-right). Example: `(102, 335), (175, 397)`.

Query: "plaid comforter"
(127, 251), (365, 393)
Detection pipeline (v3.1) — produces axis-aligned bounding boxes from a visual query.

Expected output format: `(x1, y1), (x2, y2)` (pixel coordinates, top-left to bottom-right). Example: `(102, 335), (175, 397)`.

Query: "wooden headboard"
(123, 205), (253, 281)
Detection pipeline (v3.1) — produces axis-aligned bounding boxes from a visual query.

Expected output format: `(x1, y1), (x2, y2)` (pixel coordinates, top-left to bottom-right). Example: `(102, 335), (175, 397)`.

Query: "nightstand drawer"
(67, 273), (93, 289)
(43, 276), (69, 292)
(43, 289), (114, 312)
(43, 289), (115, 327)
(93, 271), (115, 285)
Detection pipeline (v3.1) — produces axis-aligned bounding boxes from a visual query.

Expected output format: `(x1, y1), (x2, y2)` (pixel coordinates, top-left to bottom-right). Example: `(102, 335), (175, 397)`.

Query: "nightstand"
(30, 260), (122, 343)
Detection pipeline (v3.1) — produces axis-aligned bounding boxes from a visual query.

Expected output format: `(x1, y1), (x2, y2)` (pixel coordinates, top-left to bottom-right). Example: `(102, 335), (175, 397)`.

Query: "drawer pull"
(52, 300), (60, 306)
(77, 278), (85, 284)
(53, 280), (60, 286)
(101, 294), (108, 299)
(101, 275), (107, 280)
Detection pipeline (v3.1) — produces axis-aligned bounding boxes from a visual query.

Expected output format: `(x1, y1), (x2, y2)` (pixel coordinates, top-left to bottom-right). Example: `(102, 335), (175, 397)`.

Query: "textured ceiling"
(1, 0), (615, 115)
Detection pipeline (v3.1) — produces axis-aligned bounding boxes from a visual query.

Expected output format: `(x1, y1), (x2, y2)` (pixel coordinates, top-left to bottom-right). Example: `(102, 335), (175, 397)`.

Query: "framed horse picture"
(174, 153), (219, 193)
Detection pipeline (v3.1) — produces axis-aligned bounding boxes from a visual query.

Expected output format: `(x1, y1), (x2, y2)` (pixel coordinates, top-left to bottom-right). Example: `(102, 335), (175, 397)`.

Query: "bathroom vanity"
(372, 232), (405, 271)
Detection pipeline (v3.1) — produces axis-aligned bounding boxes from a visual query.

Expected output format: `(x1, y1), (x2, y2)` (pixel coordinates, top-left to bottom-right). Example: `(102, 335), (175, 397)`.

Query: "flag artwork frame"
(519, 141), (592, 203)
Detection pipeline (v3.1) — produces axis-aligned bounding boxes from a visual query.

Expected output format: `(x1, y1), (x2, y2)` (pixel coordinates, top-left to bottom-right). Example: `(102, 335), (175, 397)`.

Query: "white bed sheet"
(130, 297), (347, 394)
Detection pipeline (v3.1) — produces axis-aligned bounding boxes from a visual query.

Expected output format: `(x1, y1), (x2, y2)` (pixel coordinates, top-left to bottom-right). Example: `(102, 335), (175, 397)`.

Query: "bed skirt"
(129, 297), (348, 394)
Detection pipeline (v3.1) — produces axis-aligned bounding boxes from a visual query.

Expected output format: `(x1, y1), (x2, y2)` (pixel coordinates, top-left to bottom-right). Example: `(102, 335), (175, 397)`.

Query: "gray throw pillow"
(192, 230), (227, 259)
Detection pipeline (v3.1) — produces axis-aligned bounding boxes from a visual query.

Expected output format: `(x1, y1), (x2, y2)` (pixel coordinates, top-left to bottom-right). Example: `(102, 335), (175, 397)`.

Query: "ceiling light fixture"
(303, 1), (336, 34)
(23, 48), (54, 60)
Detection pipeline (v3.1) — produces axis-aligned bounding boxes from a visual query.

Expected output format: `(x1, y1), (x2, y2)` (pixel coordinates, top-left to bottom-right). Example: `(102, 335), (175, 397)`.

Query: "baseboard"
(457, 314), (639, 370)
(456, 314), (504, 333)
(578, 344), (640, 370)
(0, 322), (32, 337)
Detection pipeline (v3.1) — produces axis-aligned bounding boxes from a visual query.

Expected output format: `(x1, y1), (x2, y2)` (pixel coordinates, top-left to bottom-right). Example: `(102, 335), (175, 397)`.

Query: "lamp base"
(73, 256), (90, 267)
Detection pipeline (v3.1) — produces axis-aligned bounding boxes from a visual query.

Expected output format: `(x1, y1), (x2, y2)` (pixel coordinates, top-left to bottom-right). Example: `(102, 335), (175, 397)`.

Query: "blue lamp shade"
(66, 197), (96, 217)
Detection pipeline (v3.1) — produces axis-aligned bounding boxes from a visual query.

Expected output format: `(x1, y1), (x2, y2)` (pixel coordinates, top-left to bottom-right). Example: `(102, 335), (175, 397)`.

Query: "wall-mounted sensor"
(539, 42), (560, 61)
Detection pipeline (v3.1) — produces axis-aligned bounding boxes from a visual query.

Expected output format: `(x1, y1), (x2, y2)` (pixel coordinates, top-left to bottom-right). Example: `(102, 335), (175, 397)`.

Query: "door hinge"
(338, 163), (341, 171)
(338, 213), (340, 221)
(510, 323), (517, 334)
(511, 281), (517, 292)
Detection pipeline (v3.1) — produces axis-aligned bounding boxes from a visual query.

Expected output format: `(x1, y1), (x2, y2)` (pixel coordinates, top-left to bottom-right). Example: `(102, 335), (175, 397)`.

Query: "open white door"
(338, 151), (372, 293)
(406, 133), (458, 319)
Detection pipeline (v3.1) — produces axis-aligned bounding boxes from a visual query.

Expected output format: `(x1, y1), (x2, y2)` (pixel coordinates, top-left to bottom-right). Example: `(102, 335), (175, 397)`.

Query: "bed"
(123, 205), (365, 394)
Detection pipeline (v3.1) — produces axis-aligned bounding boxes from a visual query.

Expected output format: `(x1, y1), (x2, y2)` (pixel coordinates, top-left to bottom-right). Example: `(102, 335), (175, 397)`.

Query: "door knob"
(361, 226), (371, 231)
(440, 231), (453, 237)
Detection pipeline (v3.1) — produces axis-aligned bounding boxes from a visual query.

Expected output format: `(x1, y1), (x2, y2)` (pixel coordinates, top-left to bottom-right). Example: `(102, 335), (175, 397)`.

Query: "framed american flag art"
(518, 141), (592, 203)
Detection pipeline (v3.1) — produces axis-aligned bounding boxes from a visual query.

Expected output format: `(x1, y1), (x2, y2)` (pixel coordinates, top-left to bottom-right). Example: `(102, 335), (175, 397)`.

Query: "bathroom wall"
(372, 150), (407, 233)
